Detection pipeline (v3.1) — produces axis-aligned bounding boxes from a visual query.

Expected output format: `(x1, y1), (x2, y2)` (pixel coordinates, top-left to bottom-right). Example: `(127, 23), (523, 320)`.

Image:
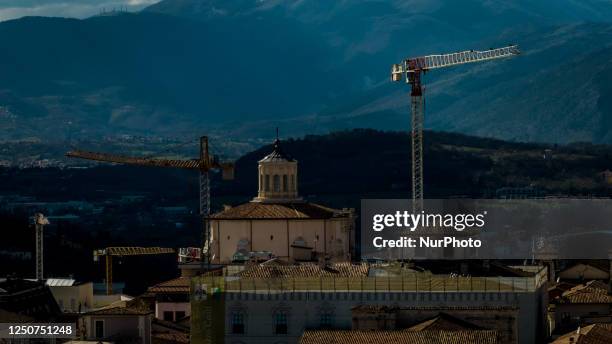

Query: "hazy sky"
(0, 0), (159, 22)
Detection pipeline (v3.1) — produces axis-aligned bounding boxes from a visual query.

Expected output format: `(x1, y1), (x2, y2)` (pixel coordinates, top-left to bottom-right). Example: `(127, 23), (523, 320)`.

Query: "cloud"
(0, 0), (159, 22)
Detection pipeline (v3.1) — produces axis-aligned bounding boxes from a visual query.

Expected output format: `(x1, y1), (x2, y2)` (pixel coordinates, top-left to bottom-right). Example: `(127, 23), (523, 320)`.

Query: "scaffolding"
(192, 268), (548, 294)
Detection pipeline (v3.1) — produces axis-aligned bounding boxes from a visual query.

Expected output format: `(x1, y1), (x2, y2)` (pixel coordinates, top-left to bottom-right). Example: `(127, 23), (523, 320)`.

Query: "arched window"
(231, 311), (245, 334)
(290, 175), (295, 191)
(265, 175), (270, 191)
(273, 175), (281, 192)
(282, 175), (288, 192)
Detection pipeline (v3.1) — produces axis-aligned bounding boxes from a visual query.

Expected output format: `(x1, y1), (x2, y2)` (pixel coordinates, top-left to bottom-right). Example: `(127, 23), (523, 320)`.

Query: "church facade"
(209, 138), (355, 264)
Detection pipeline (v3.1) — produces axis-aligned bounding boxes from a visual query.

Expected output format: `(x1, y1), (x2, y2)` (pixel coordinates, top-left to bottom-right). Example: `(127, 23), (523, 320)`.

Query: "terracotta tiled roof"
(0, 309), (34, 322)
(299, 330), (499, 344)
(555, 280), (612, 304)
(210, 202), (348, 219)
(237, 262), (369, 278)
(561, 261), (610, 275)
(148, 277), (190, 294)
(152, 332), (190, 343)
(152, 317), (190, 344)
(551, 324), (612, 344)
(86, 306), (152, 316)
(406, 313), (483, 332)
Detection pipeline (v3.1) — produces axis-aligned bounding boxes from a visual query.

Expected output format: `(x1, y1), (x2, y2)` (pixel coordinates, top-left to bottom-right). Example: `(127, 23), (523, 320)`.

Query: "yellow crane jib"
(93, 247), (175, 295)
(66, 135), (234, 269)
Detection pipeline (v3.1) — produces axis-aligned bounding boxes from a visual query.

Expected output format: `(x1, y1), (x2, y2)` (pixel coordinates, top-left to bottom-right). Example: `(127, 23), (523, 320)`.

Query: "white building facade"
(209, 138), (355, 264)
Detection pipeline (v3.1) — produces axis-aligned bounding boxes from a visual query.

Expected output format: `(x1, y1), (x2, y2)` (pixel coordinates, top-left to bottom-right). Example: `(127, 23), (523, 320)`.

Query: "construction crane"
(32, 213), (49, 280)
(66, 136), (234, 268)
(391, 45), (520, 208)
(93, 247), (175, 295)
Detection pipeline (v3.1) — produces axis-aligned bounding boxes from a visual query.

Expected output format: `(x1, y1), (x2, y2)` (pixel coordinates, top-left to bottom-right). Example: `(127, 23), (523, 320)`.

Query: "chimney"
(318, 256), (325, 268)
(318, 255), (331, 269)
(460, 262), (469, 276)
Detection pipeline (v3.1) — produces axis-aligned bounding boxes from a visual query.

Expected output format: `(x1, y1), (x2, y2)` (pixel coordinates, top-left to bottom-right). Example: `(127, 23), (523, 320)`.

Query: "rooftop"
(210, 201), (349, 220)
(551, 324), (612, 344)
(0, 309), (34, 322)
(0, 278), (43, 294)
(560, 260), (610, 275)
(152, 317), (189, 343)
(554, 280), (612, 304)
(0, 278), (62, 320)
(259, 138), (295, 163)
(147, 277), (190, 294)
(404, 261), (534, 278)
(406, 313), (484, 332)
(46, 278), (87, 287)
(85, 306), (152, 316)
(299, 329), (499, 344)
(201, 265), (545, 293)
(238, 262), (369, 278)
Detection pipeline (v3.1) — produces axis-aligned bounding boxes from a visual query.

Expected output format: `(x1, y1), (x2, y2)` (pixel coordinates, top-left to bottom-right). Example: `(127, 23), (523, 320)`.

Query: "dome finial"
(274, 127), (281, 149)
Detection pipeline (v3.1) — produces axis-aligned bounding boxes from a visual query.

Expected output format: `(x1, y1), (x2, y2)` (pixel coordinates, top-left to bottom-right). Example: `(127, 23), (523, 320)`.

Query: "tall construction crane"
(66, 136), (234, 268)
(93, 247), (175, 295)
(32, 213), (49, 280)
(391, 45), (520, 208)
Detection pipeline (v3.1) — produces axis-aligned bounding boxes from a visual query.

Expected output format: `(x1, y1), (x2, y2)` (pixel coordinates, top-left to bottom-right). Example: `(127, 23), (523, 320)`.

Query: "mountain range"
(1, 0), (612, 146)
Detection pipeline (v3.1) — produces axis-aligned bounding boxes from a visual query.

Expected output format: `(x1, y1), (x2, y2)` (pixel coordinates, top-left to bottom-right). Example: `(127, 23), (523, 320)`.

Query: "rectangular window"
(163, 311), (174, 322)
(275, 313), (287, 334)
(320, 312), (332, 328)
(94, 320), (104, 339)
(232, 312), (245, 334)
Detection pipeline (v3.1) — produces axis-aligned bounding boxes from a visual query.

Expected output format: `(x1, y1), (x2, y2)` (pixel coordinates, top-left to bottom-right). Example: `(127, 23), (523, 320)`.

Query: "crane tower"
(66, 136), (234, 268)
(32, 213), (49, 280)
(391, 45), (519, 207)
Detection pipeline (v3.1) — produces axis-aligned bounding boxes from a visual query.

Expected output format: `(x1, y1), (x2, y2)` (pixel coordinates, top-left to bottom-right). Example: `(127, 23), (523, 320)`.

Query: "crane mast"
(32, 213), (49, 280)
(391, 45), (519, 209)
(67, 136), (234, 270)
(199, 137), (211, 262)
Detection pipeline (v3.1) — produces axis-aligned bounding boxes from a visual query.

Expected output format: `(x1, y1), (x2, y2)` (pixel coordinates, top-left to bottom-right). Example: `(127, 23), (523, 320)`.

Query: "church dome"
(253, 136), (300, 203)
(259, 139), (296, 163)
